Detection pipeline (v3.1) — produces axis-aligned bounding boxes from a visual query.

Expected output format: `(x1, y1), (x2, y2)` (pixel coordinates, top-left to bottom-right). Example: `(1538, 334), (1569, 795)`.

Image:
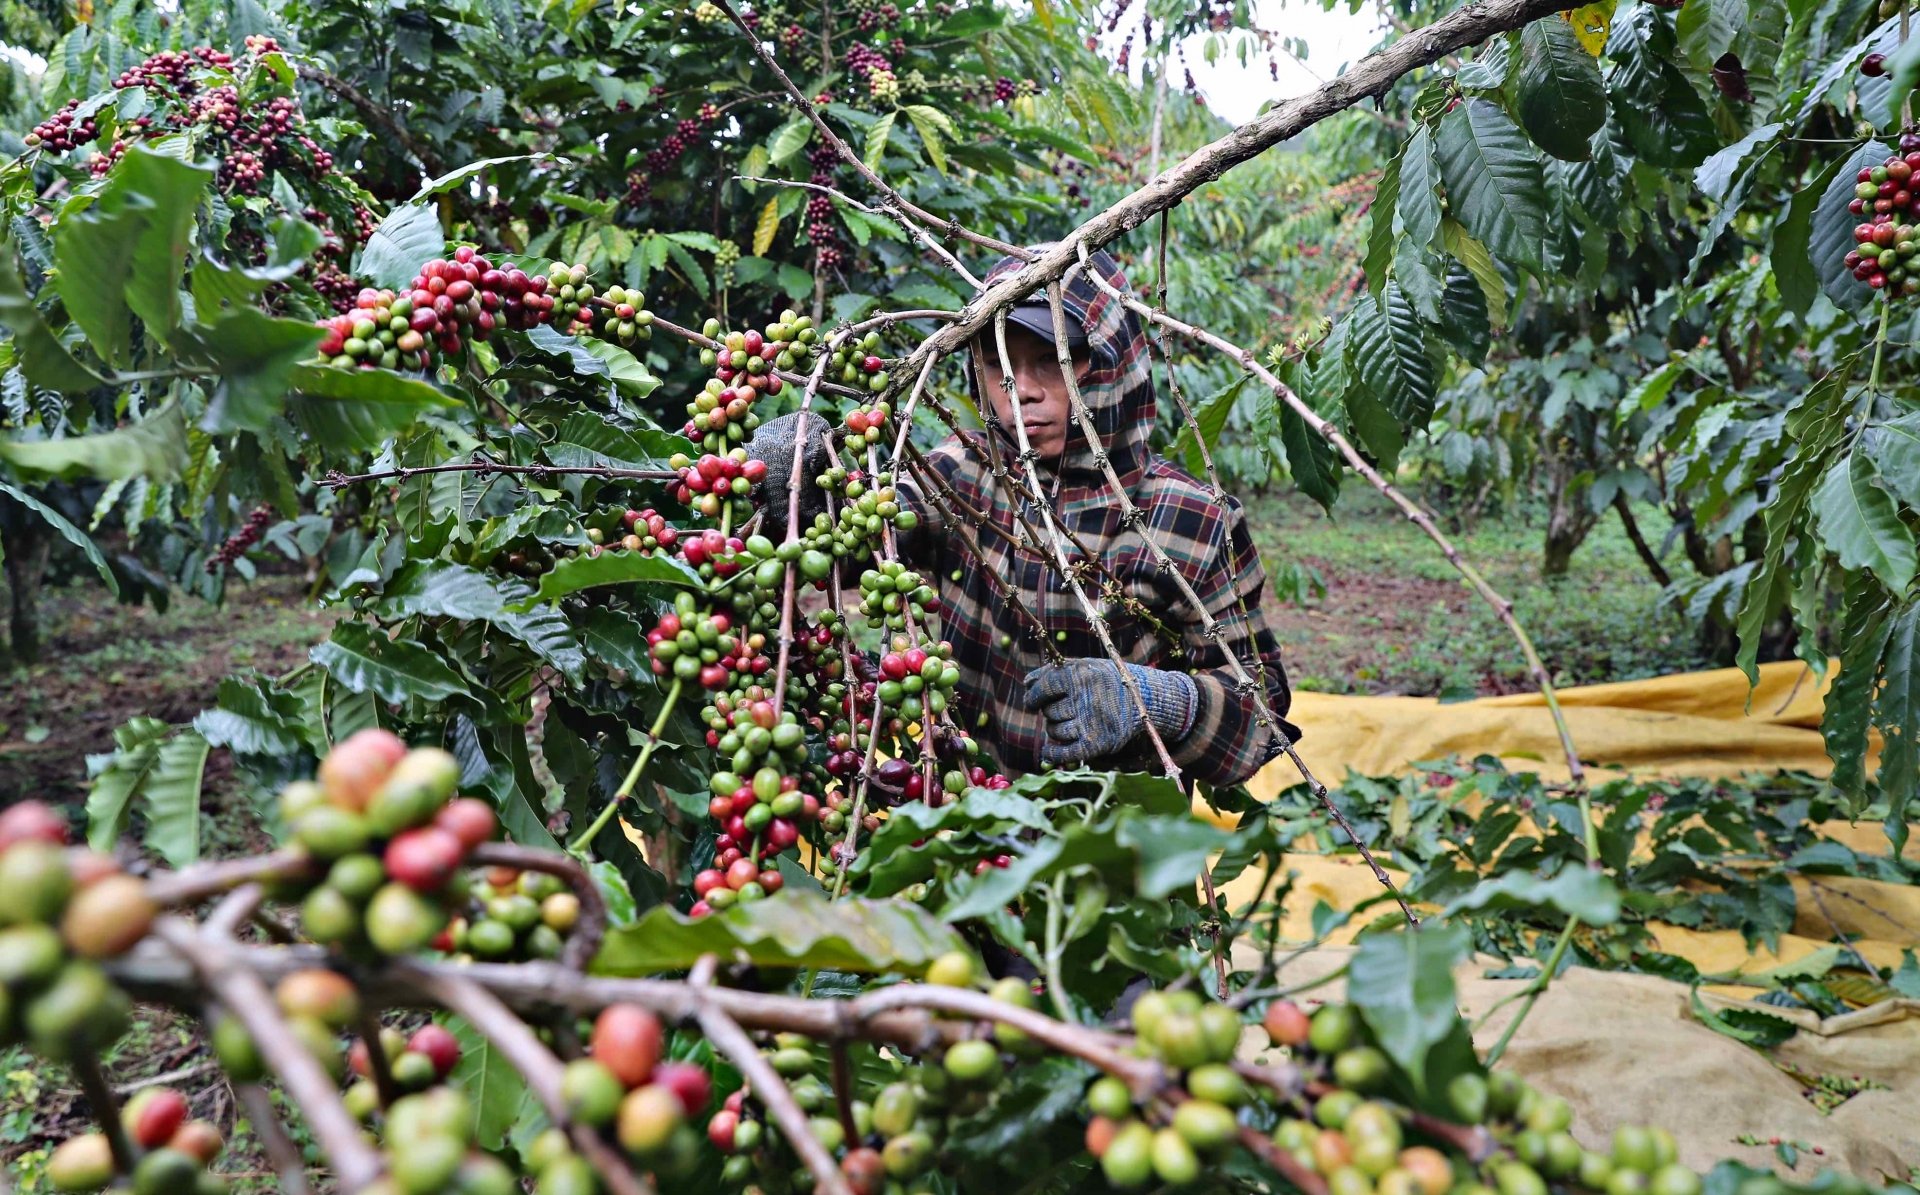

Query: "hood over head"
(973, 247), (1157, 482)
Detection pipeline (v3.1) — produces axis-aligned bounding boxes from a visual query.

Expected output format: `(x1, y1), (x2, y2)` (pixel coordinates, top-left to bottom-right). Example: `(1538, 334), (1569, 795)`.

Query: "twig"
(570, 677), (685, 853)
(321, 461), (678, 489)
(470, 841), (608, 971)
(152, 919), (385, 1190)
(403, 963), (656, 1195)
(144, 849), (314, 907)
(71, 1054), (138, 1176)
(687, 954), (855, 1195)
(111, 1060), (217, 1095)
(710, 0), (1030, 259)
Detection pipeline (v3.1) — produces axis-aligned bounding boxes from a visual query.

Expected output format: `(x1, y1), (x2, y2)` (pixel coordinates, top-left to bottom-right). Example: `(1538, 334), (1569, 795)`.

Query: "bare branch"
(687, 954), (855, 1195)
(151, 919), (385, 1190)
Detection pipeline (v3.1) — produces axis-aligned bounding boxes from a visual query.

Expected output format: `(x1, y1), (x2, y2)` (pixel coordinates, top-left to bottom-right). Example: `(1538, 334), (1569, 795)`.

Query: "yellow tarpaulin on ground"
(1205, 662), (1920, 1177)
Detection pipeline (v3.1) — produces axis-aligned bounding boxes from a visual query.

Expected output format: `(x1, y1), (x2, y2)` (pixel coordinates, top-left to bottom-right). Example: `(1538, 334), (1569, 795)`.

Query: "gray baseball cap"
(1004, 298), (1089, 354)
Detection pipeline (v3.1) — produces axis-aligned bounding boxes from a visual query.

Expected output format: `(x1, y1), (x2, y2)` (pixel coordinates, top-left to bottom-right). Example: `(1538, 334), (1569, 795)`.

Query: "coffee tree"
(0, 0), (1914, 1191)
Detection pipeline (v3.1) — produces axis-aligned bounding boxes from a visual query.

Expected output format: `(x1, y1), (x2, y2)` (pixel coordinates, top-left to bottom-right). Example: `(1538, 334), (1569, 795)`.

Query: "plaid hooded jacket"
(894, 250), (1296, 788)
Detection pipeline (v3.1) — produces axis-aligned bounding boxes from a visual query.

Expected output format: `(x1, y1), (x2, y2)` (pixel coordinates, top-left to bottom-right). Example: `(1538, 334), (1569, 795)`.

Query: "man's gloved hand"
(742, 410), (832, 536)
(1023, 659), (1197, 766)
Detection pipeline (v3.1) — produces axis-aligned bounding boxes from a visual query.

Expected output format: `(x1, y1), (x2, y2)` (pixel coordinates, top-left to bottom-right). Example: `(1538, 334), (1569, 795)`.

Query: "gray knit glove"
(1023, 659), (1197, 766)
(743, 410), (832, 536)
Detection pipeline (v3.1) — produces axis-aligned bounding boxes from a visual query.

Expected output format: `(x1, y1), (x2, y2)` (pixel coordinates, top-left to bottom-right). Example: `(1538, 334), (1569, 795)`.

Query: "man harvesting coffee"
(752, 249), (1295, 788)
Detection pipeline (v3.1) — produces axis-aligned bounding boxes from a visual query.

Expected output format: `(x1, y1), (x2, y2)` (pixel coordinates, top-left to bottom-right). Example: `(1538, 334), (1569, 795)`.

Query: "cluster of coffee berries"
(25, 100), (98, 151)
(1084, 988), (1254, 1188)
(443, 865), (579, 962)
(283, 729), (500, 956)
(828, 332), (893, 392)
(205, 504), (274, 573)
(584, 507), (681, 556)
(47, 1085), (228, 1194)
(371, 1087), (523, 1195)
(314, 250), (574, 371)
(555, 1004), (715, 1178)
(648, 598), (759, 692)
(341, 1023), (464, 1116)
(688, 310), (823, 453)
(669, 449), (768, 521)
(574, 282), (655, 348)
(30, 43), (336, 191)
(0, 802), (154, 1063)
(1250, 995), (1709, 1195)
(1842, 136), (1920, 296)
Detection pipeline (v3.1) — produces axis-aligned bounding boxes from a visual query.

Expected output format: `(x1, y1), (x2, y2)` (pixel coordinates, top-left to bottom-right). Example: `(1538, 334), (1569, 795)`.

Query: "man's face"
(975, 324), (1091, 462)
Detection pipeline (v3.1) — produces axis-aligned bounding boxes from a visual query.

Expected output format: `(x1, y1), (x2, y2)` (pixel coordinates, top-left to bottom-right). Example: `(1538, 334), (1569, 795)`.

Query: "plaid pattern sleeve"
(1161, 486), (1295, 788)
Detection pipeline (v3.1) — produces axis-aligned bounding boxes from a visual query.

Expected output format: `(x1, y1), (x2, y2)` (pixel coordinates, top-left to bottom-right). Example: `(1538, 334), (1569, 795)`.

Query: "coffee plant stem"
(570, 676), (685, 853)
(405, 962), (658, 1195)
(688, 954), (857, 1195)
(989, 309), (1183, 781)
(143, 847), (316, 908)
(773, 349), (838, 714)
(1042, 876), (1077, 1023)
(152, 917), (387, 1190)
(319, 461), (679, 489)
(826, 664), (890, 902)
(293, 62), (447, 176)
(1478, 915), (1580, 1067)
(71, 1051), (139, 1176)
(711, 0), (1032, 260)
(1870, 297), (1892, 393)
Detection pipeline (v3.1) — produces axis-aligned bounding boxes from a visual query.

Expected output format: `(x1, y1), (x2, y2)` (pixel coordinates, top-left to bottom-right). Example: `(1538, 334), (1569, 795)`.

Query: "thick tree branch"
(894, 0), (1568, 383)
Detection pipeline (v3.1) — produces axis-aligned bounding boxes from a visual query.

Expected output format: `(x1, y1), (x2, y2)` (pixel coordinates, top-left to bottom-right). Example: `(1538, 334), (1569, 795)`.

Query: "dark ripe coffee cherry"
(1863, 52), (1887, 77)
